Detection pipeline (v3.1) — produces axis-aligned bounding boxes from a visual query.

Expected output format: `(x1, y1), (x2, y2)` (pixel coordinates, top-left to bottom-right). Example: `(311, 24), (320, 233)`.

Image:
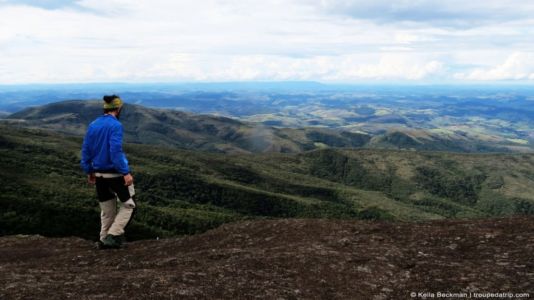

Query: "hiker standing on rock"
(81, 95), (136, 249)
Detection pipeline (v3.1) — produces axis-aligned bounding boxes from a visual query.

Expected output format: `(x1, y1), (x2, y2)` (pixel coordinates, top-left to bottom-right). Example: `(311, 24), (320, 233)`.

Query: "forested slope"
(1, 125), (533, 240)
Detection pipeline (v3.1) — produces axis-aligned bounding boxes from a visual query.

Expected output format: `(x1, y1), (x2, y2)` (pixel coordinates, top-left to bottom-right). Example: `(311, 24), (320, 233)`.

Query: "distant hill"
(1, 125), (533, 240)
(366, 129), (512, 152)
(2, 100), (524, 153)
(1, 85), (533, 153)
(1, 217), (532, 299)
(3, 100), (372, 153)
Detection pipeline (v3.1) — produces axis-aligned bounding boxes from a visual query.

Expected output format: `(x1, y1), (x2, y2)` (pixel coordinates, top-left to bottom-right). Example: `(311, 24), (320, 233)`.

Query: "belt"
(94, 172), (123, 178)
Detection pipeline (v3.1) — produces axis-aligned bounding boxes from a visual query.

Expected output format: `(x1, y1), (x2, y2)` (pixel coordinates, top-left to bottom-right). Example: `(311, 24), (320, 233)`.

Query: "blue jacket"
(80, 114), (130, 175)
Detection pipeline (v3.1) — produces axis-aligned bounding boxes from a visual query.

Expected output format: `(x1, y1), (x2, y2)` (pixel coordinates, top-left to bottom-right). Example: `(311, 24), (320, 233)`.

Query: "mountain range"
(2, 100), (525, 153)
(1, 84), (533, 153)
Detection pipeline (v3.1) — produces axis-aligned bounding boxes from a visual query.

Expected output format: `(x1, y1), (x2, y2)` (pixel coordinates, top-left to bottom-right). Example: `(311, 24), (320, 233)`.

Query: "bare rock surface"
(1, 217), (533, 299)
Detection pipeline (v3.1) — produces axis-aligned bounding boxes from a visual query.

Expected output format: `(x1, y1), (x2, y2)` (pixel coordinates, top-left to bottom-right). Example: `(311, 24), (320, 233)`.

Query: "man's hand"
(87, 173), (96, 185)
(124, 173), (134, 186)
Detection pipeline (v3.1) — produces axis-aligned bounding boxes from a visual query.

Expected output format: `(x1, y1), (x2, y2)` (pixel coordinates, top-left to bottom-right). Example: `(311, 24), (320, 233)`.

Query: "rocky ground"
(1, 217), (533, 299)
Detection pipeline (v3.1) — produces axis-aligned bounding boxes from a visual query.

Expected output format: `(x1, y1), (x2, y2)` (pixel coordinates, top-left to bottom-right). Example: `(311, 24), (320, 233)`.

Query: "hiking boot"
(94, 239), (121, 250)
(102, 234), (124, 249)
(94, 240), (109, 250)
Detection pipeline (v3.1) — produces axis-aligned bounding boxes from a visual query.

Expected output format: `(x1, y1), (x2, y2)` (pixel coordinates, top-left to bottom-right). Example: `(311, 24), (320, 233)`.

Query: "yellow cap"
(103, 96), (123, 109)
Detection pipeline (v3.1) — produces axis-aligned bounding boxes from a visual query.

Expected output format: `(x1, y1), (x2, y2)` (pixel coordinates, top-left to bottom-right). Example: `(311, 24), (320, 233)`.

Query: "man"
(81, 95), (135, 249)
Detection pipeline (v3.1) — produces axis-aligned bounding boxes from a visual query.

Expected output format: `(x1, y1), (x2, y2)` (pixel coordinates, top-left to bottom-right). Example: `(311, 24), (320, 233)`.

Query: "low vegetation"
(1, 125), (533, 240)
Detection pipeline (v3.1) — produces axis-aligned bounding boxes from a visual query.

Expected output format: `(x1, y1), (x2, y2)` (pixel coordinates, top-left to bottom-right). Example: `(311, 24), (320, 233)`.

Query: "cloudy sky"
(1, 0), (533, 84)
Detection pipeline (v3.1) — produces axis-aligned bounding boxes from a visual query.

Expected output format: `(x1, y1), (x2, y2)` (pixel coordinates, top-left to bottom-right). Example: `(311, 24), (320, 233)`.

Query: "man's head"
(103, 95), (123, 118)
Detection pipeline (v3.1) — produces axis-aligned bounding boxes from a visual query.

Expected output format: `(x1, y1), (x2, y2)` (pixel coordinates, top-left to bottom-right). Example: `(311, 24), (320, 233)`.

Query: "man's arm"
(80, 131), (94, 175)
(110, 123), (132, 185)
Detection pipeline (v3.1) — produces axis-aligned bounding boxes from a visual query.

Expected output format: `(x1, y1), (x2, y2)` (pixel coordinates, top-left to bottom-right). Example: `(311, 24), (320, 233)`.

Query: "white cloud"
(454, 52), (534, 81)
(0, 0), (533, 83)
(132, 53), (445, 82)
(331, 54), (444, 81)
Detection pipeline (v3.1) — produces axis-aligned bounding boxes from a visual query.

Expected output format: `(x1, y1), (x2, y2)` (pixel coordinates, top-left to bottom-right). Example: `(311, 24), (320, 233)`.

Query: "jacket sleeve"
(80, 129), (94, 174)
(109, 123), (130, 175)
